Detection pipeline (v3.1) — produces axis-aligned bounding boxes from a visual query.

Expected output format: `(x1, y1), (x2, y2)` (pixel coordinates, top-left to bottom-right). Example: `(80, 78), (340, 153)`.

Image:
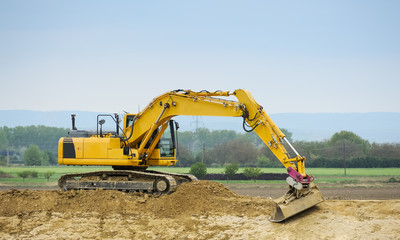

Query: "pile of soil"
(0, 181), (274, 218)
(147, 180), (274, 218)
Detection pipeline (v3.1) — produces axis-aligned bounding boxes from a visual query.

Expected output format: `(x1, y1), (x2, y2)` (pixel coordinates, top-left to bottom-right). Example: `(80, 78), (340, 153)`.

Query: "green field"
(149, 167), (400, 176)
(0, 166), (399, 187)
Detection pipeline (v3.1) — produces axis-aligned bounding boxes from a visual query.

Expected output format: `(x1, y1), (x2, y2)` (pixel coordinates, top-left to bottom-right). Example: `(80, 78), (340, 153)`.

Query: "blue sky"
(1, 1), (399, 114)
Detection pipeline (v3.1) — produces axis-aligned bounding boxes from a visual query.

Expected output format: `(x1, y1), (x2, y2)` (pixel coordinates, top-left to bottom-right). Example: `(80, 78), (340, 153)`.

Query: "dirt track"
(229, 184), (400, 200)
(1, 181), (400, 239)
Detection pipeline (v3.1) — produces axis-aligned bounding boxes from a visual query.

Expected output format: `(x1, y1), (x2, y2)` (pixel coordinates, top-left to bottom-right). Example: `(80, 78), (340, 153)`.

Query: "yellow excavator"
(58, 89), (323, 222)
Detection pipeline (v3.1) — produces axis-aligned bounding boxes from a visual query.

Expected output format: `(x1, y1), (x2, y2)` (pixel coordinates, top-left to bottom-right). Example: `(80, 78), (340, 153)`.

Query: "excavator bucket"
(270, 182), (324, 222)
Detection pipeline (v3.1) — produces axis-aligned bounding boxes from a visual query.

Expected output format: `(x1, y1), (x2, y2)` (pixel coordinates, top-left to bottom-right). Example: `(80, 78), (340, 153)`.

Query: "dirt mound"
(0, 181), (276, 239)
(0, 181), (274, 218)
(147, 181), (275, 218)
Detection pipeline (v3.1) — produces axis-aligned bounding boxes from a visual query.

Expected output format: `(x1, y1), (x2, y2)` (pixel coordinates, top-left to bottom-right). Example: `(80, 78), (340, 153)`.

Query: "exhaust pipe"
(71, 114), (77, 130)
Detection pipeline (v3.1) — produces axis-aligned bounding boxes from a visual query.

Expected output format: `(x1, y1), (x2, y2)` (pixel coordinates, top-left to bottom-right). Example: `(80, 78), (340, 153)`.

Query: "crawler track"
(58, 170), (197, 194)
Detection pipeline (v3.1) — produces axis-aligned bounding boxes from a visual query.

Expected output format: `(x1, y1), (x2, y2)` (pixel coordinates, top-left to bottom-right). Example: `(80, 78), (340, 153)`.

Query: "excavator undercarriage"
(58, 170), (197, 194)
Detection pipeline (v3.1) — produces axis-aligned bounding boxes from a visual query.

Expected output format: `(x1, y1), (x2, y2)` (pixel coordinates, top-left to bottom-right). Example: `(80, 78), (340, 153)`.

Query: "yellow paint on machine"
(57, 89), (324, 221)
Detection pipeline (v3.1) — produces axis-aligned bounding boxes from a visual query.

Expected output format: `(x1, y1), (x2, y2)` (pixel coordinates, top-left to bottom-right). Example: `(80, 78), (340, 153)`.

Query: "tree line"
(0, 125), (399, 168)
(176, 128), (400, 168)
(0, 126), (68, 165)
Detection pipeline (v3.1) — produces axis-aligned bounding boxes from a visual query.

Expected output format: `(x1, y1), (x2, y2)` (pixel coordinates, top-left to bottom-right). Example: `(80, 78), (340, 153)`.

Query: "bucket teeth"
(270, 182), (324, 222)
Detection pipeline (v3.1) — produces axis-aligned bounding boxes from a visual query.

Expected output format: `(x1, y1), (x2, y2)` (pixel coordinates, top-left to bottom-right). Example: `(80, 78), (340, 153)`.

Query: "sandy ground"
(0, 181), (399, 240)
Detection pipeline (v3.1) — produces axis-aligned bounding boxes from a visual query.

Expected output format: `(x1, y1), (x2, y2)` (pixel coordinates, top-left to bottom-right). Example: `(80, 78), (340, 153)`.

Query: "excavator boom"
(58, 89), (323, 221)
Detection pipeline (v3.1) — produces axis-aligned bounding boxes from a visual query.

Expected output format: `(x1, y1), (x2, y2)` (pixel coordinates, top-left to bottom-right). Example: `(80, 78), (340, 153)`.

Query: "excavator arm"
(123, 89), (305, 177)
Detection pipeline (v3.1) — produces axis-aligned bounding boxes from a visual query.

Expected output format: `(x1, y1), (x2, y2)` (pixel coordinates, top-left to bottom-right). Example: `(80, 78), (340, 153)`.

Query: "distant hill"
(0, 110), (106, 130)
(1, 110), (399, 143)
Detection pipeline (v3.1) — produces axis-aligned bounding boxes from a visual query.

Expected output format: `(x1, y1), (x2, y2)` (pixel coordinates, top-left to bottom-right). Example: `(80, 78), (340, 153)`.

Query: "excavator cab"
(144, 120), (178, 161)
(158, 120), (177, 158)
(124, 114), (135, 129)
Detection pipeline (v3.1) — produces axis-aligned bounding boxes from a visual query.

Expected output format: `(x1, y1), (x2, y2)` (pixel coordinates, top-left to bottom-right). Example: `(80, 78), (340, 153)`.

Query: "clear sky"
(1, 1), (399, 114)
